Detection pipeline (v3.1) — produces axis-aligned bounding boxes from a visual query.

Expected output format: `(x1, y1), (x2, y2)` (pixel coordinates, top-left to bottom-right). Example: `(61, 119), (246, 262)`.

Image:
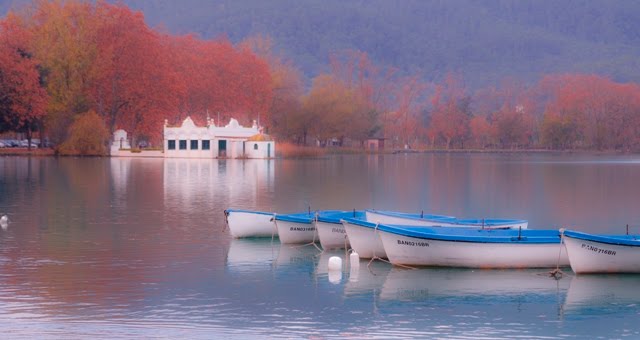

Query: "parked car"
(3, 140), (18, 147)
(0, 141), (6, 148)
(19, 140), (38, 148)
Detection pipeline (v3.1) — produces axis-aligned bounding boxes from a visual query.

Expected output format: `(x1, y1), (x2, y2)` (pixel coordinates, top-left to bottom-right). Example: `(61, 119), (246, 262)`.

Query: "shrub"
(58, 110), (109, 156)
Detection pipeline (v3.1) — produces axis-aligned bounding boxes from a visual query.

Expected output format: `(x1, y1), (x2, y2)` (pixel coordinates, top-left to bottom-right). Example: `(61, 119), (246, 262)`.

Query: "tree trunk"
(302, 129), (307, 146)
(26, 123), (32, 151)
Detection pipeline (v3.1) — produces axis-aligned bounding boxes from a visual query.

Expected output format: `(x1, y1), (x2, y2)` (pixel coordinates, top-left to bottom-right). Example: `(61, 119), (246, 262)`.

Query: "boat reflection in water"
(563, 275), (640, 316)
(380, 267), (570, 302)
(343, 260), (391, 297)
(275, 243), (320, 268)
(226, 238), (280, 274)
(226, 238), (321, 272)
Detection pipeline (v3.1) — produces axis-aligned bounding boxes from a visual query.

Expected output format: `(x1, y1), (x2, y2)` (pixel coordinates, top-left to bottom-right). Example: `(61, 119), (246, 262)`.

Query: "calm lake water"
(1, 153), (640, 338)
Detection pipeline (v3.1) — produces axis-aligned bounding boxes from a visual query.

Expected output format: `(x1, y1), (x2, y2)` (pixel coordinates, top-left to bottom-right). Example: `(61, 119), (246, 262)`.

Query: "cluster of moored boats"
(224, 209), (640, 274)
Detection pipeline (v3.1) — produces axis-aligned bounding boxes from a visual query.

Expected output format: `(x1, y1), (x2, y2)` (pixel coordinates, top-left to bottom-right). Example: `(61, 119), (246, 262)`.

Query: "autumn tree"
(329, 50), (395, 113)
(26, 0), (98, 144)
(90, 3), (180, 145)
(0, 14), (48, 149)
(428, 73), (471, 149)
(302, 74), (361, 145)
(166, 34), (272, 130)
(540, 74), (640, 150)
(491, 104), (535, 148)
(469, 115), (492, 148)
(386, 76), (429, 148)
(240, 35), (303, 139)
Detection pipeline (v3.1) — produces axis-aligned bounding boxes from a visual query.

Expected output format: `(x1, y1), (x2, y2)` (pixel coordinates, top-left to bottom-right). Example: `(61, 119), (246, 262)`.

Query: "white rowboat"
(225, 209), (276, 238)
(562, 229), (640, 274)
(364, 220), (569, 268)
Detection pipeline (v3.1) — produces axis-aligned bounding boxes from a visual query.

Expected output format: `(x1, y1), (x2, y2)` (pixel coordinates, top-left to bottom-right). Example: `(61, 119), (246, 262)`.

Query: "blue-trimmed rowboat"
(345, 211), (456, 258)
(343, 218), (568, 268)
(366, 209), (528, 229)
(344, 212), (529, 259)
(273, 210), (347, 244)
(224, 209), (276, 238)
(272, 211), (316, 244)
(315, 210), (365, 250)
(562, 229), (640, 274)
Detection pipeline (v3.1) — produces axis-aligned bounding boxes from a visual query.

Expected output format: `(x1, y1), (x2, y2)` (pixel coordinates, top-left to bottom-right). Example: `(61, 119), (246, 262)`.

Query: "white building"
(163, 116), (275, 159)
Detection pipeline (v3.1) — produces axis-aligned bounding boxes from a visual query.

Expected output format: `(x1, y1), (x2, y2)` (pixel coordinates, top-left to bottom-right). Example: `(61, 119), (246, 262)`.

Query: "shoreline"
(1, 147), (636, 158)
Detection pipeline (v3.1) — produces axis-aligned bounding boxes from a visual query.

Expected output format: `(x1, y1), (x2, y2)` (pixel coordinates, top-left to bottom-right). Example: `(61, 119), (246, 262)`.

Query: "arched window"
(254, 143), (258, 150)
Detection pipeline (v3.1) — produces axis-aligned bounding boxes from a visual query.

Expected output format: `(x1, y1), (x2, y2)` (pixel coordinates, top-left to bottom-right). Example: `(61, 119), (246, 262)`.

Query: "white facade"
(163, 117), (275, 159)
(110, 129), (131, 154)
(244, 140), (275, 159)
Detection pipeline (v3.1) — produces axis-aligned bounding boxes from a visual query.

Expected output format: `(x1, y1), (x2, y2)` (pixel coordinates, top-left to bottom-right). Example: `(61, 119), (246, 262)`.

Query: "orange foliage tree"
(386, 76), (429, 148)
(90, 3), (180, 144)
(169, 35), (272, 129)
(240, 35), (303, 139)
(26, 0), (98, 144)
(0, 14), (48, 149)
(428, 73), (471, 149)
(3, 0), (274, 151)
(540, 74), (640, 150)
(302, 74), (370, 145)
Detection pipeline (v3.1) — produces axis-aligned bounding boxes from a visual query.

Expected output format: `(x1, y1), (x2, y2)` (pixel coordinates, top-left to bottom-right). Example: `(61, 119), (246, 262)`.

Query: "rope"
(366, 222), (417, 270)
(296, 211), (323, 252)
(543, 228), (571, 280)
(367, 255), (416, 270)
(222, 210), (229, 232)
(271, 215), (279, 243)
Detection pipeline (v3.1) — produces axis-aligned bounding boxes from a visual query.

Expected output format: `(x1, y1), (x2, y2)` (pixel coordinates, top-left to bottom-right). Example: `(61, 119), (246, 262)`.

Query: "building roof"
(247, 133), (273, 142)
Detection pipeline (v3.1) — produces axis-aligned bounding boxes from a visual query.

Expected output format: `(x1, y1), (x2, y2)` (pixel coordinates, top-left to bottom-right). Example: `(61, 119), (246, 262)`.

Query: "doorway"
(218, 140), (227, 157)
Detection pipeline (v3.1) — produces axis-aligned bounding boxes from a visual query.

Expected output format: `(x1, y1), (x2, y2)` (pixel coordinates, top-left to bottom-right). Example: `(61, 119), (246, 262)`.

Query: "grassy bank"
(0, 148), (55, 156)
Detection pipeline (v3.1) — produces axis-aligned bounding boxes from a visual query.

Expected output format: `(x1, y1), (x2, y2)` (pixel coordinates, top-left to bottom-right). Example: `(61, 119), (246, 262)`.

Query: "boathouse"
(163, 116), (275, 159)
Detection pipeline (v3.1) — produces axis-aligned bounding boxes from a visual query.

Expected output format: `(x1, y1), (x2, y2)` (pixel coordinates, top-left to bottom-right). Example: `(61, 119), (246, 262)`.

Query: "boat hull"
(226, 210), (276, 238)
(379, 230), (569, 268)
(563, 234), (640, 274)
(316, 220), (350, 250)
(275, 219), (316, 244)
(343, 220), (386, 259)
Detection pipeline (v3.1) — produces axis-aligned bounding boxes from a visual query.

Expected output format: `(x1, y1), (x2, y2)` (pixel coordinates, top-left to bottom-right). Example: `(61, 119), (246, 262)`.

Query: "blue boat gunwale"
(225, 209), (274, 216)
(342, 217), (560, 244)
(274, 212), (314, 223)
(563, 230), (640, 247)
(276, 210), (360, 224)
(365, 209), (527, 226)
(366, 209), (456, 221)
(317, 210), (364, 224)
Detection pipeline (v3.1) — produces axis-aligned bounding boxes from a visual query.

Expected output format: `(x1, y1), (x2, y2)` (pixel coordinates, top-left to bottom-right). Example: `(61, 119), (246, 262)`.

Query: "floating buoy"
(328, 256), (342, 272)
(0, 215), (8, 228)
(350, 252), (360, 270)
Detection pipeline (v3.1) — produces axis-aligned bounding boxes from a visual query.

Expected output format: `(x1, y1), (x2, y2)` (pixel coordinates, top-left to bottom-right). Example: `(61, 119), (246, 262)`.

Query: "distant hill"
(3, 0), (640, 88)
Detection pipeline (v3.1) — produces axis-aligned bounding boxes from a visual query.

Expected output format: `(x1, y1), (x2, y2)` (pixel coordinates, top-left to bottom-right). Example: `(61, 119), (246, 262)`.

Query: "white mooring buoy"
(350, 252), (360, 270)
(328, 256), (343, 271)
(0, 214), (8, 229)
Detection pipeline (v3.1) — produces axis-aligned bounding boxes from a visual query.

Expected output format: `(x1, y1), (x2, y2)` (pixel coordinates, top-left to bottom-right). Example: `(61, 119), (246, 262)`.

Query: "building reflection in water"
(162, 159), (275, 213)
